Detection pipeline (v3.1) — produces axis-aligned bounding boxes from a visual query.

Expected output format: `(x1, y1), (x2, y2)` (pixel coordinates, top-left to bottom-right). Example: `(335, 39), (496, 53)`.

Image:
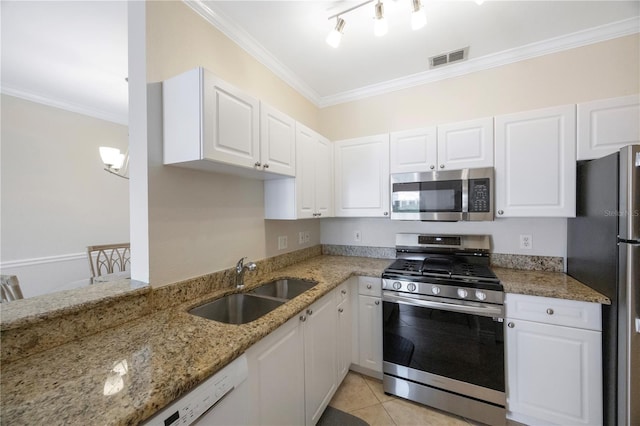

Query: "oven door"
(382, 290), (505, 406)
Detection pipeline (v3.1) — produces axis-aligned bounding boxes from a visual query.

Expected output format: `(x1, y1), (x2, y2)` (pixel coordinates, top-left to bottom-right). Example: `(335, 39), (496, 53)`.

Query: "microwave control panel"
(468, 178), (490, 213)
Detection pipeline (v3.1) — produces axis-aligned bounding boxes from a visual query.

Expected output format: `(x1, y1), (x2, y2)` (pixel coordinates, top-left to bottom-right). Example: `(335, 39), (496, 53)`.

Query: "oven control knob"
(431, 286), (441, 295)
(393, 281), (402, 290)
(407, 283), (417, 292)
(475, 291), (487, 301)
(457, 288), (468, 298)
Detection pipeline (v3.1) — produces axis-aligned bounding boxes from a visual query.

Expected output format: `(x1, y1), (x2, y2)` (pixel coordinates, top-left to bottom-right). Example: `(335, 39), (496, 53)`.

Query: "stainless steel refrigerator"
(568, 144), (639, 426)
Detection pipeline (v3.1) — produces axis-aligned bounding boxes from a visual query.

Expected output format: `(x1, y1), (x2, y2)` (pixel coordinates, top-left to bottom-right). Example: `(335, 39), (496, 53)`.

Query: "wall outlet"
(354, 230), (361, 242)
(303, 231), (310, 244)
(298, 231), (305, 245)
(278, 236), (288, 250)
(520, 234), (532, 250)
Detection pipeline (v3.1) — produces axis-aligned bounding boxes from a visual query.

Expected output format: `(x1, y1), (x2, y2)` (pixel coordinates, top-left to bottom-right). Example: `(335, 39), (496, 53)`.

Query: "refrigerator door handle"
(636, 318), (640, 334)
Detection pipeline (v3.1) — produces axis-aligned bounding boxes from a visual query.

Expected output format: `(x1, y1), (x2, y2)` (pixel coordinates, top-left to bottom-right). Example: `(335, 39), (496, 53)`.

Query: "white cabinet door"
(495, 104), (576, 217)
(506, 319), (602, 426)
(304, 293), (338, 426)
(295, 124), (317, 219)
(314, 135), (334, 218)
(437, 117), (494, 170)
(577, 94), (640, 160)
(336, 282), (352, 383)
(246, 316), (305, 426)
(259, 103), (296, 176)
(357, 294), (383, 373)
(390, 127), (437, 173)
(202, 71), (260, 168)
(334, 135), (390, 217)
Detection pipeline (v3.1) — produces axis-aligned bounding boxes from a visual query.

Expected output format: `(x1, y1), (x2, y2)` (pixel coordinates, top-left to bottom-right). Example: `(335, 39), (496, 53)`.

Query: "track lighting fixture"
(411, 0), (427, 30)
(326, 17), (345, 48)
(374, 1), (388, 37)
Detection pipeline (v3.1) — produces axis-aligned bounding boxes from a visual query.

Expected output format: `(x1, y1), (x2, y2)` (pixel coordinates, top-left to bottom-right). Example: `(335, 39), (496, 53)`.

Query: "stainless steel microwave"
(390, 167), (494, 221)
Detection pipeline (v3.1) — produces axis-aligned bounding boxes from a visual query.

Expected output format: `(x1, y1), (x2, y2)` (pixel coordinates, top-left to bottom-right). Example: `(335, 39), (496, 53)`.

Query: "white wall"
(0, 95), (130, 297)
(321, 217), (567, 258)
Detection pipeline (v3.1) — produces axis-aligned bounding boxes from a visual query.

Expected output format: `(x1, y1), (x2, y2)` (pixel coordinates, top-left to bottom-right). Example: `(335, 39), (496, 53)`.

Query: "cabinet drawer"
(505, 293), (601, 331)
(358, 276), (381, 297)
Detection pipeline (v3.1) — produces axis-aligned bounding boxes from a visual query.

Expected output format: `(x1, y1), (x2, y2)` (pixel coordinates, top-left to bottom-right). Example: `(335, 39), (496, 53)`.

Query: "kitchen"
(1, 1), (639, 425)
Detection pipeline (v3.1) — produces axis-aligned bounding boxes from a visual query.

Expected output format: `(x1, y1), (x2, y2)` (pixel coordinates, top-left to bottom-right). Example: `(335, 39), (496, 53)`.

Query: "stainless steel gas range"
(382, 234), (505, 426)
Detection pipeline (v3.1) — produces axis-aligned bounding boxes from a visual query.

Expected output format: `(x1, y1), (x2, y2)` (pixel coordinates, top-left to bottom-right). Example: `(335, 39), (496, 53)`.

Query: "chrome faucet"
(235, 257), (257, 289)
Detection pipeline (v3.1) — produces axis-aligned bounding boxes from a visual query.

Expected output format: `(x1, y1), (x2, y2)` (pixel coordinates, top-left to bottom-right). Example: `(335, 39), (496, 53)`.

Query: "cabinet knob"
(338, 308), (344, 313)
(341, 289), (347, 295)
(254, 162), (261, 168)
(375, 300), (380, 306)
(508, 322), (515, 328)
(263, 163), (269, 169)
(300, 315), (306, 322)
(546, 308), (554, 315)
(367, 284), (372, 289)
(317, 212), (322, 217)
(383, 212), (389, 216)
(307, 309), (313, 316)
(430, 165), (435, 170)
(440, 164), (445, 169)
(498, 210), (504, 215)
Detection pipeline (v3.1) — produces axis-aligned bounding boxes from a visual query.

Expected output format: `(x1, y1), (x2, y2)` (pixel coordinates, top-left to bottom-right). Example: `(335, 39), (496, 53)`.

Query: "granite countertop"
(495, 267), (610, 304)
(0, 255), (392, 426)
(1, 254), (609, 425)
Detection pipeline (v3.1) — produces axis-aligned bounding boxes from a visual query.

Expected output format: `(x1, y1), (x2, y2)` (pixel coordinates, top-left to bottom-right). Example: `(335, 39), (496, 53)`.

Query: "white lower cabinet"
(246, 289), (340, 426)
(505, 294), (603, 426)
(336, 280), (352, 382)
(355, 276), (383, 374)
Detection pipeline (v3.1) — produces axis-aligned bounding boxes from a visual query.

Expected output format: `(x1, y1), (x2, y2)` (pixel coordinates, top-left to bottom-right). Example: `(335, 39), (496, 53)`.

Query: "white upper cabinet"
(259, 103), (296, 176)
(334, 135), (390, 217)
(577, 94), (640, 160)
(437, 117), (494, 170)
(389, 118), (493, 173)
(163, 67), (294, 179)
(264, 123), (333, 219)
(389, 127), (437, 173)
(495, 104), (576, 218)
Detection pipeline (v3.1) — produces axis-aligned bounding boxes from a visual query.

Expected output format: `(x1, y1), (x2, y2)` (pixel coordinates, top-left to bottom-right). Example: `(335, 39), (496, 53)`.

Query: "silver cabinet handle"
(497, 210), (504, 215)
(375, 300), (380, 305)
(440, 164), (445, 169)
(307, 309), (313, 315)
(367, 284), (372, 289)
(254, 162), (261, 168)
(300, 315), (306, 322)
(430, 165), (435, 170)
(338, 308), (344, 313)
(263, 163), (269, 169)
(546, 308), (554, 315)
(508, 322), (515, 328)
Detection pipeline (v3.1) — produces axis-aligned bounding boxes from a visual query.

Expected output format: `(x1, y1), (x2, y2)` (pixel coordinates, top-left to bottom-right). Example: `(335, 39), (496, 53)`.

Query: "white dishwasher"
(144, 354), (249, 426)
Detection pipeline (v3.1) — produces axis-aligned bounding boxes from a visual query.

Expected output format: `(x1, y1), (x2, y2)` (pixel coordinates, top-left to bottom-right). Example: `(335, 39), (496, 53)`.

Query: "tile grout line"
(357, 373), (399, 426)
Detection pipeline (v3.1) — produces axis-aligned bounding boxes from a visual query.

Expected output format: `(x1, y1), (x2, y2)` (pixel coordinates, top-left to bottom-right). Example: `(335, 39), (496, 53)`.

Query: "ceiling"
(1, 1), (638, 125)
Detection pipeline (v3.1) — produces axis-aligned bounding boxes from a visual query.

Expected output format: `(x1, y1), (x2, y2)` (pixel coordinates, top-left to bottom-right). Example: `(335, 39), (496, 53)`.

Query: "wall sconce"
(99, 146), (129, 180)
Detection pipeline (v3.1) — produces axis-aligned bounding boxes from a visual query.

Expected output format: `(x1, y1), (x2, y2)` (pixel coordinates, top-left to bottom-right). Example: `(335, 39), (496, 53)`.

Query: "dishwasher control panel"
(143, 355), (248, 426)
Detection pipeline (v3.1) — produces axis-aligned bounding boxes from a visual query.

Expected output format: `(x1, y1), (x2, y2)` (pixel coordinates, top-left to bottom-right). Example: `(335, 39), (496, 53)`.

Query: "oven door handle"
(382, 291), (504, 318)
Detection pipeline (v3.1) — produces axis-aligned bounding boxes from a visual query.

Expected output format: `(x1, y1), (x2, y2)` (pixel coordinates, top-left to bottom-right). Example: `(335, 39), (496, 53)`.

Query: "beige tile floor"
(328, 371), (487, 426)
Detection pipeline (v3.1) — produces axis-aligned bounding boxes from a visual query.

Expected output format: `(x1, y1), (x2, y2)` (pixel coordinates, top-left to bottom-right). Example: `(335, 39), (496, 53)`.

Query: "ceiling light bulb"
(326, 17), (345, 48)
(411, 0), (426, 30)
(374, 2), (388, 37)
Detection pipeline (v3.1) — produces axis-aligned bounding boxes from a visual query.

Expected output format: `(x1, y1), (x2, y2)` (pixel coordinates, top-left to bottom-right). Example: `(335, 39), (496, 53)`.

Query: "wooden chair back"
(87, 243), (131, 278)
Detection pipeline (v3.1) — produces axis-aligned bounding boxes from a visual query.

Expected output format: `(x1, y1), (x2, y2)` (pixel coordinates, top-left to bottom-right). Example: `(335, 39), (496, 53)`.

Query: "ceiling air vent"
(429, 47), (469, 69)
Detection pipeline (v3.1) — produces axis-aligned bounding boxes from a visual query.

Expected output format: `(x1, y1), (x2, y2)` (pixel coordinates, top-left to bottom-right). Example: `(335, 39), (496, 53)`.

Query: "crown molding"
(1, 85), (128, 125)
(184, 1), (639, 110)
(185, 0), (322, 105)
(319, 16), (640, 107)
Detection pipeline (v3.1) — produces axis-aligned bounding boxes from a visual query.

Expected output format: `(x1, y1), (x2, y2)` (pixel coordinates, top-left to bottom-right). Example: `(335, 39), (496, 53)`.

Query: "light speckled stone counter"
(495, 267), (610, 304)
(0, 255), (391, 426)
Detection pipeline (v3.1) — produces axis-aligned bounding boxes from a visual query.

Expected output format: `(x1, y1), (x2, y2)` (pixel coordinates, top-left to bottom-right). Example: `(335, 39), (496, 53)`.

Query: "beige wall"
(319, 34), (640, 140)
(0, 94), (130, 295)
(145, 2), (320, 286)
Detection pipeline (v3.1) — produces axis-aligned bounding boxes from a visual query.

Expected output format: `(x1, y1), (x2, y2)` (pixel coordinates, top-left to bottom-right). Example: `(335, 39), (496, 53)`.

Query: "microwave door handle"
(382, 292), (504, 318)
(462, 180), (469, 213)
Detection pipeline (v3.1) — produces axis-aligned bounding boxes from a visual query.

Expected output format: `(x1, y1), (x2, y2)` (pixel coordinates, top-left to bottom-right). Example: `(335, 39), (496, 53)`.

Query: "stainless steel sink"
(189, 293), (284, 325)
(249, 278), (317, 300)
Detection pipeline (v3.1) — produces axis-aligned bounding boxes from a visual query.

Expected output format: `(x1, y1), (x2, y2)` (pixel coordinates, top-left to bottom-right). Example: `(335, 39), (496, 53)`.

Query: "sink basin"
(249, 278), (318, 300)
(189, 293), (284, 325)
